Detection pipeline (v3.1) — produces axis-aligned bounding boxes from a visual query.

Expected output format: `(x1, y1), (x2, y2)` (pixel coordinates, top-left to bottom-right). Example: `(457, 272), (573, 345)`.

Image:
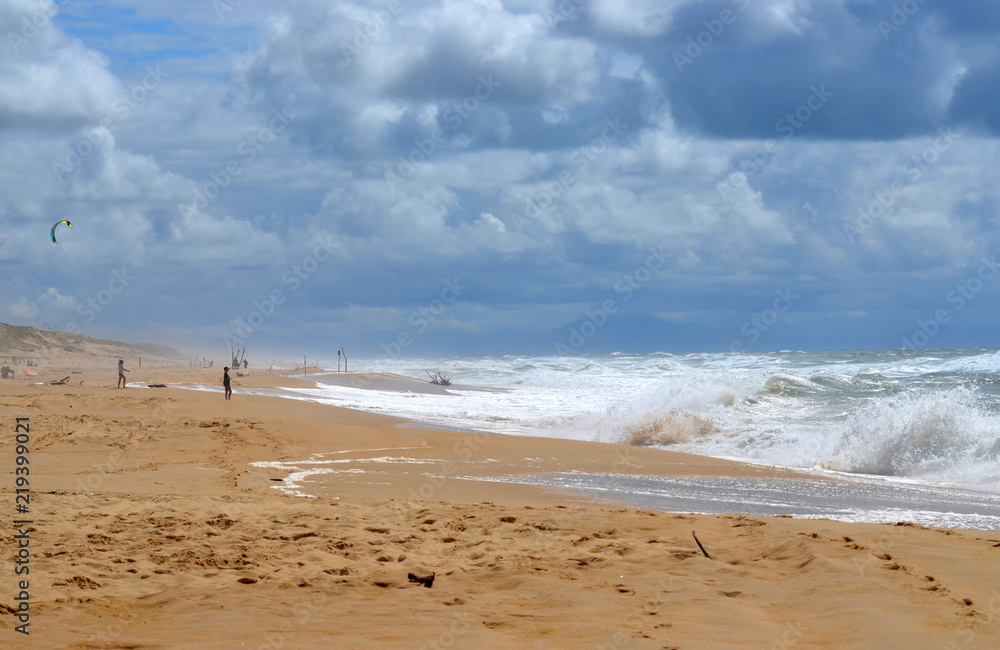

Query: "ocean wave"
(591, 373), (745, 447)
(763, 374), (818, 397)
(623, 410), (716, 447)
(762, 372), (888, 397)
(822, 388), (1000, 482)
(922, 350), (1000, 375)
(295, 349), (1000, 491)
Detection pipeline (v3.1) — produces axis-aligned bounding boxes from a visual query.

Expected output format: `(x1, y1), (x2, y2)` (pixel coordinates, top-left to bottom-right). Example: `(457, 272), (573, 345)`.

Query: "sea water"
(237, 348), (1000, 528)
(291, 349), (1000, 490)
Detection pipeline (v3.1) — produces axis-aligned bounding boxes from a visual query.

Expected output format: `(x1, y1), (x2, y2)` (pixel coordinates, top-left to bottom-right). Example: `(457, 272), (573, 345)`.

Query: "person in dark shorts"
(223, 366), (232, 400)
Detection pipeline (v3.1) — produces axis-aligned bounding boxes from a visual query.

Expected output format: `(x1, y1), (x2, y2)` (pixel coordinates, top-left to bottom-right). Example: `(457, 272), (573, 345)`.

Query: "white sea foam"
(822, 388), (1000, 484)
(213, 348), (1000, 496)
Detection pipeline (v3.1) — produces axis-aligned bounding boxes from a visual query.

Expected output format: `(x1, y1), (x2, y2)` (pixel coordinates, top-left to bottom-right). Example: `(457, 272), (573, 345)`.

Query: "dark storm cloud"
(4, 0), (1000, 355)
(928, 0), (1000, 34)
(652, 0), (979, 140)
(948, 59), (1000, 135)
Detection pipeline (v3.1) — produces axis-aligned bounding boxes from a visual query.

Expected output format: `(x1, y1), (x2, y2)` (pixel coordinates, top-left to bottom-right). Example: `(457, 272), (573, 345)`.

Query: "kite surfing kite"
(51, 219), (72, 244)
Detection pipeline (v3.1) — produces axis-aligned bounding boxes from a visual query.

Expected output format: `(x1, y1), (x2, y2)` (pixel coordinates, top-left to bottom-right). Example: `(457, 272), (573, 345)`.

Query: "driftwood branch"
(426, 371), (453, 386)
(692, 531), (711, 559)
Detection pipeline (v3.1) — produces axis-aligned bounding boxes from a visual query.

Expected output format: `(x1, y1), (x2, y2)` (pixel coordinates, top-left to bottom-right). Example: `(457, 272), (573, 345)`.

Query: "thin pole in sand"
(303, 355), (307, 375)
(692, 531), (712, 559)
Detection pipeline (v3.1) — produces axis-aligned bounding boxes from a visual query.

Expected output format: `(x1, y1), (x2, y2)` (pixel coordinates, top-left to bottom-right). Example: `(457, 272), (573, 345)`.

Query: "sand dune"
(0, 321), (184, 370)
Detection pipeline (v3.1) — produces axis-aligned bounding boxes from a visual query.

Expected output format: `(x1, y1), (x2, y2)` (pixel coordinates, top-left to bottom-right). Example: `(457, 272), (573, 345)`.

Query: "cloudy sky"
(2, 0), (999, 359)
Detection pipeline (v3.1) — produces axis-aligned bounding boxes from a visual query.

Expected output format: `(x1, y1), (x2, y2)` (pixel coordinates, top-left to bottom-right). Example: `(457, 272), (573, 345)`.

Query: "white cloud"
(167, 209), (285, 264)
(677, 249), (700, 269)
(1, 1), (121, 129)
(37, 286), (79, 312)
(477, 212), (506, 232)
(6, 288), (78, 323)
(1, 0), (999, 353)
(761, 0), (813, 36)
(8, 296), (38, 320)
(589, 0), (685, 36)
(609, 52), (644, 79)
(243, 0), (599, 115)
(541, 105), (570, 124)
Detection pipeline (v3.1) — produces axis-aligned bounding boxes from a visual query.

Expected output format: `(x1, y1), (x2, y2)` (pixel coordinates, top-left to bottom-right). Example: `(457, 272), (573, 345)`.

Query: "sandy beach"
(3, 363), (1000, 648)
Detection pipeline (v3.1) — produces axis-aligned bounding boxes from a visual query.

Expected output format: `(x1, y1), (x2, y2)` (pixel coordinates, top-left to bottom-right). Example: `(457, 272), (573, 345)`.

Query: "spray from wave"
(288, 348), (1000, 491)
(624, 410), (717, 447)
(594, 373), (744, 448)
(822, 388), (1000, 483)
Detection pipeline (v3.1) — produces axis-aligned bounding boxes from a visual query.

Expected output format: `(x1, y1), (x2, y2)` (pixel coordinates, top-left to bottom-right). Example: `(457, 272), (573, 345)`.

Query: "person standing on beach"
(223, 366), (232, 400)
(117, 359), (129, 388)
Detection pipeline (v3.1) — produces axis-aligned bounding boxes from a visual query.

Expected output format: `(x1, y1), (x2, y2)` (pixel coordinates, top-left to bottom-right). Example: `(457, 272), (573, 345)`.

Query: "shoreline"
(3, 366), (1000, 646)
(164, 370), (1000, 530)
(31, 365), (1000, 525)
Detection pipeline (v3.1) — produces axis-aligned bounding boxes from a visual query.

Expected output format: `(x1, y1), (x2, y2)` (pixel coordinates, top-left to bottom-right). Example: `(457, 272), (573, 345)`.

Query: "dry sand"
(2, 364), (1000, 649)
